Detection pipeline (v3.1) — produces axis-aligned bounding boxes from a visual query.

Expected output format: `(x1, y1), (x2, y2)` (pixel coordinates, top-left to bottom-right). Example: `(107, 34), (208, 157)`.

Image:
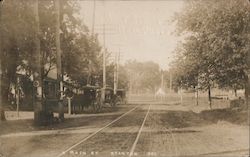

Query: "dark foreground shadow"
(0, 114), (120, 135)
(199, 108), (248, 125)
(0, 107), (247, 136)
(150, 108), (248, 129)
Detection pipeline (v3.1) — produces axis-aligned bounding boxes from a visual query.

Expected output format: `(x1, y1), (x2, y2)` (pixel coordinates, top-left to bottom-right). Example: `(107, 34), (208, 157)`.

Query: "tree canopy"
(125, 60), (161, 94)
(172, 0), (250, 91)
(0, 0), (104, 107)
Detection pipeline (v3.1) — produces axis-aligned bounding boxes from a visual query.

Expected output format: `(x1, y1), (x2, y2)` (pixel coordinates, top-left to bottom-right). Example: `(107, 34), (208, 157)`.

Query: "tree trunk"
(33, 0), (45, 125)
(234, 88), (237, 97)
(0, 1), (6, 121)
(0, 79), (6, 121)
(0, 77), (9, 121)
(196, 88), (199, 106)
(245, 76), (249, 110)
(0, 108), (5, 121)
(208, 86), (212, 109)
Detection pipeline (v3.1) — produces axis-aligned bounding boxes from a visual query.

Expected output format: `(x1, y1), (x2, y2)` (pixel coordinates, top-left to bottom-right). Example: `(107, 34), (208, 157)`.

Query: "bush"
(230, 98), (246, 109)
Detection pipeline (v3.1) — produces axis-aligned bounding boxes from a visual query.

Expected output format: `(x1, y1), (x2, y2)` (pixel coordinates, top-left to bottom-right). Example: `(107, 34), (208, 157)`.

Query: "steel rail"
(129, 104), (151, 157)
(56, 105), (140, 157)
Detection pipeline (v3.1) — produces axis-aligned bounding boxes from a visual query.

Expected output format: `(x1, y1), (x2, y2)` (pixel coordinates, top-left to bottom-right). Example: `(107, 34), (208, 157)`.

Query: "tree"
(1, 0), (36, 120)
(125, 60), (161, 94)
(173, 0), (250, 108)
(0, 0), (103, 121)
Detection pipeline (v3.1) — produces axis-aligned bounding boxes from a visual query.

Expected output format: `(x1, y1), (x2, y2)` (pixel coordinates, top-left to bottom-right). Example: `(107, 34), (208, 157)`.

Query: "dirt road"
(0, 102), (249, 157)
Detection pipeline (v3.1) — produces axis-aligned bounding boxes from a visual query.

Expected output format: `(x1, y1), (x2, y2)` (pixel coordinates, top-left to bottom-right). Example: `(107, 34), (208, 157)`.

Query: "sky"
(80, 0), (184, 70)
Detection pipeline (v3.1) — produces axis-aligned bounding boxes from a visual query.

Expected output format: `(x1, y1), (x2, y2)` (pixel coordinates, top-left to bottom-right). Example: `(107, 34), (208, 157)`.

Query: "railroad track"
(125, 111), (178, 157)
(57, 104), (151, 157)
(129, 105), (150, 157)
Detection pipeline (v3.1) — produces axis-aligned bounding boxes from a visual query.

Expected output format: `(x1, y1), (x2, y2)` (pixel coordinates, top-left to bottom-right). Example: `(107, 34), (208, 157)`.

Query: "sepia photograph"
(0, 0), (249, 157)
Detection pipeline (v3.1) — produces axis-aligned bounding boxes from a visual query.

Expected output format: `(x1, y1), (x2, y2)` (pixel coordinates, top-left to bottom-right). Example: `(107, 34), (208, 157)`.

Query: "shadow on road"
(0, 104), (247, 136)
(152, 108), (248, 129)
(154, 111), (210, 128)
(199, 108), (248, 125)
(0, 114), (120, 136)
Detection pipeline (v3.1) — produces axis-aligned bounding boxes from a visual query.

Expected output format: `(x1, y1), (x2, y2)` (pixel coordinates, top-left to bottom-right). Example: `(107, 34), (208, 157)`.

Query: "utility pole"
(161, 70), (164, 89)
(0, 0), (6, 121)
(85, 0), (96, 86)
(102, 24), (106, 101)
(34, 0), (44, 125)
(117, 50), (120, 89)
(55, 0), (64, 120)
(169, 72), (172, 93)
(114, 51), (118, 94)
(101, 1), (106, 102)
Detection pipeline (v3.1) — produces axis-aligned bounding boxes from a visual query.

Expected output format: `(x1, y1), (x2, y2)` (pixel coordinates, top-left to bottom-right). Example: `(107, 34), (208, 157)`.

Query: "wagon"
(103, 88), (127, 106)
(71, 85), (101, 113)
(104, 87), (116, 106)
(116, 89), (127, 105)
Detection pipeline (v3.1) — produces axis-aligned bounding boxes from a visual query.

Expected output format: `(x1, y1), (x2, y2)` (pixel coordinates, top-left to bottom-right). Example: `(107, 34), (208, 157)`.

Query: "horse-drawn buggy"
(63, 82), (102, 113)
(116, 89), (127, 105)
(43, 78), (127, 114)
(103, 87), (116, 106)
(104, 87), (127, 106)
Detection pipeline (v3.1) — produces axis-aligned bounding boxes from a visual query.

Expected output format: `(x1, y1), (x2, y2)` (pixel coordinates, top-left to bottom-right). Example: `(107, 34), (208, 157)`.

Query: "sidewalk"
(4, 110), (125, 121)
(5, 111), (34, 120)
(0, 111), (124, 136)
